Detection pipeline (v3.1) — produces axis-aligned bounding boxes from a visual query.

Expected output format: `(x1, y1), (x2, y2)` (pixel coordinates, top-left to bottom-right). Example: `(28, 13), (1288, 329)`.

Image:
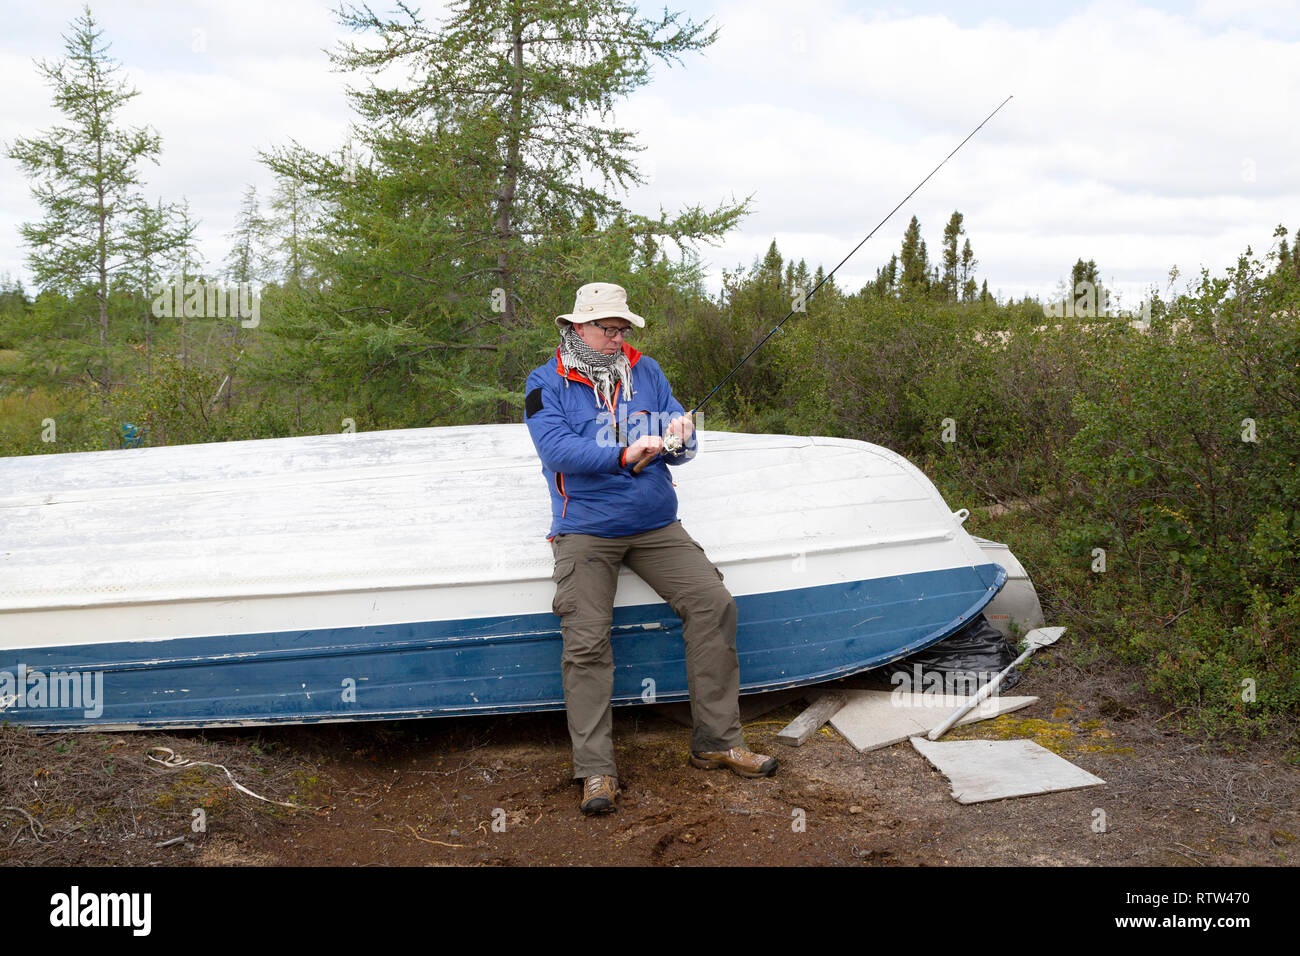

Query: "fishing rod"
(634, 94), (1013, 474)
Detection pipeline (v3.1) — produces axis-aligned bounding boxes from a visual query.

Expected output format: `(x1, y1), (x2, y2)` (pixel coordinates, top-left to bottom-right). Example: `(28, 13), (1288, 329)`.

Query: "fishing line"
(689, 94), (1014, 418)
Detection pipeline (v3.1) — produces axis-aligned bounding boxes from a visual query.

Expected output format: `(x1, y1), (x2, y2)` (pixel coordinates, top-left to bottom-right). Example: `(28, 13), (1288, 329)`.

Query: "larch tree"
(5, 6), (163, 396)
(120, 197), (196, 365)
(224, 185), (272, 285)
(261, 0), (748, 425)
(268, 175), (318, 287)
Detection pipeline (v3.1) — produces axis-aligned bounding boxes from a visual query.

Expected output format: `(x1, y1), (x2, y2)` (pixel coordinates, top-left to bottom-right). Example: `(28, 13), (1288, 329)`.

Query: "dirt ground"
(3, 652), (1295, 867)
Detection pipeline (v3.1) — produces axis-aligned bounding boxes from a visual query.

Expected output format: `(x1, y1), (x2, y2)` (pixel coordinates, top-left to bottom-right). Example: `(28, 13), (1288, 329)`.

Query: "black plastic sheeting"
(876, 613), (1024, 693)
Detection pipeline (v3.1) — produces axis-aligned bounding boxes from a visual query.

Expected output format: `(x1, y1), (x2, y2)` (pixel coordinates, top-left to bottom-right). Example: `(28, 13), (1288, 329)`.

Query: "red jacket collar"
(554, 342), (642, 385)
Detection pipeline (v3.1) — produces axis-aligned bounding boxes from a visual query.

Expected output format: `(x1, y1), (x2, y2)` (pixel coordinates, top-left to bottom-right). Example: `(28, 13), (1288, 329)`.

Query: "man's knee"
(560, 616), (615, 667)
(673, 582), (737, 634)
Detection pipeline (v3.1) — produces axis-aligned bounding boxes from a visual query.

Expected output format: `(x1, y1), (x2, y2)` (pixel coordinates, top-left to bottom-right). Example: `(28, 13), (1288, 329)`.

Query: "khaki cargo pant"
(550, 519), (744, 779)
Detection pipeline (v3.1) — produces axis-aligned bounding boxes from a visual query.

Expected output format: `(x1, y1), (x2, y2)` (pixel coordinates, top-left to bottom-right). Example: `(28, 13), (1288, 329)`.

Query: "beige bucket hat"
(555, 282), (645, 330)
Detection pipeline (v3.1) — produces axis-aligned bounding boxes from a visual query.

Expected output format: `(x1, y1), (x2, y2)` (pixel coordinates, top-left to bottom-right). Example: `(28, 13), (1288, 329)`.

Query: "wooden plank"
(775, 692), (847, 747)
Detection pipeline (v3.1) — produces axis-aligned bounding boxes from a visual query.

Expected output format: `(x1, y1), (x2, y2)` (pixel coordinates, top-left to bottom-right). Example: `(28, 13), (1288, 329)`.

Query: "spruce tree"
(940, 211), (964, 301)
(1069, 258), (1104, 315)
(874, 254), (898, 297)
(761, 241), (784, 288)
(899, 216), (930, 297)
(960, 238), (978, 302)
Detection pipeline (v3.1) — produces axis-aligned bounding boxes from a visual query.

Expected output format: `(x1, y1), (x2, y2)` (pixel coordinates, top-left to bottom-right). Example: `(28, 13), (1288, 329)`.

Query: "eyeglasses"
(590, 321), (632, 339)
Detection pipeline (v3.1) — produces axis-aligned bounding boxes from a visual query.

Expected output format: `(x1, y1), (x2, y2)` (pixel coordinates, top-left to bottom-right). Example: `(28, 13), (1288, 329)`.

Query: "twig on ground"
(1, 805), (46, 842)
(405, 824), (464, 847)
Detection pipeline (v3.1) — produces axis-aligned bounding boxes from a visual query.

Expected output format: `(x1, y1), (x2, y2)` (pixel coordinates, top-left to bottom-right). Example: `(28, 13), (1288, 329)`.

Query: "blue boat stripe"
(1, 563), (1006, 730)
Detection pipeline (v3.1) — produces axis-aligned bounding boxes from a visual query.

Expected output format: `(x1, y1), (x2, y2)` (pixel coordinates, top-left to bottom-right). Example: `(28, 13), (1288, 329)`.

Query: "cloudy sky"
(2, 0), (1297, 308)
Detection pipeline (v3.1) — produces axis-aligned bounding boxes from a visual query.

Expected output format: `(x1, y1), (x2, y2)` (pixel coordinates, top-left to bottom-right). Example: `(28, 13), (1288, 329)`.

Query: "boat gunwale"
(0, 526), (970, 613)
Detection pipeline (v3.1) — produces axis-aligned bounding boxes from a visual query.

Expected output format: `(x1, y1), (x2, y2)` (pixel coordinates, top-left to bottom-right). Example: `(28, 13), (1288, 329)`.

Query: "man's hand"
(624, 434), (665, 469)
(666, 413), (694, 449)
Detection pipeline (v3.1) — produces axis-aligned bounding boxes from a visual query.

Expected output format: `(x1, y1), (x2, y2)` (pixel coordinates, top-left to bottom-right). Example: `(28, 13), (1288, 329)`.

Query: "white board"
(828, 689), (1037, 752)
(909, 736), (1105, 804)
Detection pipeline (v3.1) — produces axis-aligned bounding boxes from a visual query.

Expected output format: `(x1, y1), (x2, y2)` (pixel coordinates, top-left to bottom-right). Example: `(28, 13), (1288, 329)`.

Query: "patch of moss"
(289, 770), (328, 807)
(949, 715), (1135, 756)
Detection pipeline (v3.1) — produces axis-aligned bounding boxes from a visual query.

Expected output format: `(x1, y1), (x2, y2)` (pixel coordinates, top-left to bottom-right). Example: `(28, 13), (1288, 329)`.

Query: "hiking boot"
(579, 774), (618, 815)
(690, 746), (777, 778)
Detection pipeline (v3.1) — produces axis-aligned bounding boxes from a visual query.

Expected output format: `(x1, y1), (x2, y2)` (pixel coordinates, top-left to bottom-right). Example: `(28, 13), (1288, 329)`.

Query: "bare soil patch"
(3, 653), (1295, 867)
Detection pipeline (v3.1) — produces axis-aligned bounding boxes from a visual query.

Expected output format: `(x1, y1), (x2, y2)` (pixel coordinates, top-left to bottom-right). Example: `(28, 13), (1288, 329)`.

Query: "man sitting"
(523, 281), (778, 815)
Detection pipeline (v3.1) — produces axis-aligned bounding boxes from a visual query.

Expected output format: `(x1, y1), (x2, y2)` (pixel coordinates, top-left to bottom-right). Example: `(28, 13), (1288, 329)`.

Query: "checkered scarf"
(559, 324), (634, 407)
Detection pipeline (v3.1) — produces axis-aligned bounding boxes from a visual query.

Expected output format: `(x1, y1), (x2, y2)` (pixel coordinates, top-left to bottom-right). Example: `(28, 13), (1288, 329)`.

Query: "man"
(523, 281), (777, 815)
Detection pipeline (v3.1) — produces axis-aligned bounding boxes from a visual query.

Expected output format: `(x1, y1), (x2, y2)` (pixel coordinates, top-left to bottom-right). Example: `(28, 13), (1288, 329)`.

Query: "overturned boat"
(0, 425), (1038, 731)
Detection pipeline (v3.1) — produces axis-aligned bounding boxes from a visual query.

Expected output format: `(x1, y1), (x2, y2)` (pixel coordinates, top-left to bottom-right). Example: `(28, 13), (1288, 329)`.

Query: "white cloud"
(1195, 0), (1300, 34)
(617, 0), (1300, 297)
(1, 0), (355, 283)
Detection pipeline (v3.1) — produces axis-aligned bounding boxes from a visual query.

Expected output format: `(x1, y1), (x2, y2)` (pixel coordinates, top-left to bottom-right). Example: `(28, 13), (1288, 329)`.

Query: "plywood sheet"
(910, 736), (1105, 804)
(828, 689), (1037, 752)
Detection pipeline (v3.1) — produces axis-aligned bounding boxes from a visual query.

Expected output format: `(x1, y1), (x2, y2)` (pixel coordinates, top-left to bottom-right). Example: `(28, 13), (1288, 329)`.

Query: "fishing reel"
(631, 414), (690, 474)
(663, 410), (694, 454)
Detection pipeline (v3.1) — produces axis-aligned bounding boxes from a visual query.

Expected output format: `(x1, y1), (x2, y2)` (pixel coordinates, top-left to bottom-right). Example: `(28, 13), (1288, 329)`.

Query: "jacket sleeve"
(524, 369), (623, 475)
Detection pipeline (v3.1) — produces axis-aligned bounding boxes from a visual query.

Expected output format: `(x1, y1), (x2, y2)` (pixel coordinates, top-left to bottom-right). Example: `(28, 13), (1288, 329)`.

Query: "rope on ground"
(145, 747), (323, 812)
(741, 719), (791, 731)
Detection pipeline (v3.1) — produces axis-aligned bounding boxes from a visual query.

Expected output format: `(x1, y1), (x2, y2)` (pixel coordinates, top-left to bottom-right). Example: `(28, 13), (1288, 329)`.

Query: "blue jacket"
(524, 343), (698, 538)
